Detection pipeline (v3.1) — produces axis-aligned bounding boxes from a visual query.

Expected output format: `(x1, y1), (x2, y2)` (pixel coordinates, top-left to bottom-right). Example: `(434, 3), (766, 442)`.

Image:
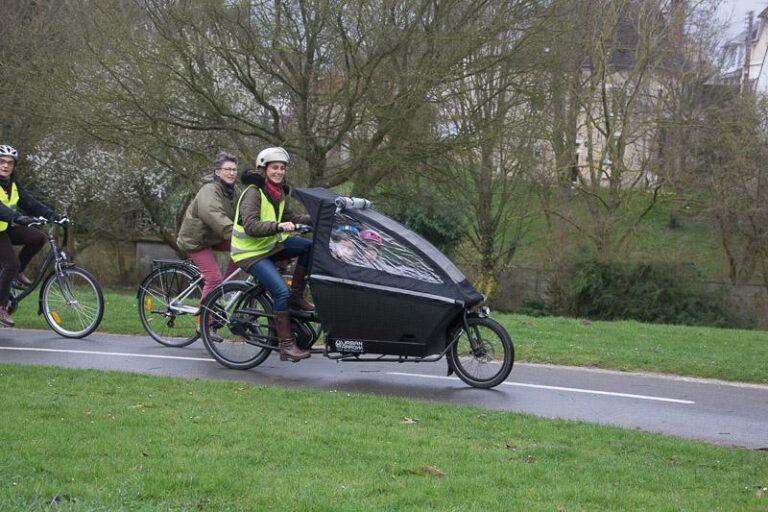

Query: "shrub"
(566, 257), (731, 327)
(517, 297), (552, 317)
(378, 196), (466, 253)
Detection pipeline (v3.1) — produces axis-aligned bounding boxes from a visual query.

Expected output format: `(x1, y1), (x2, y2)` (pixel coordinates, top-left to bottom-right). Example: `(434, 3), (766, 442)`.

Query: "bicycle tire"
(41, 266), (105, 339)
(199, 281), (275, 370)
(137, 265), (202, 347)
(447, 316), (514, 389)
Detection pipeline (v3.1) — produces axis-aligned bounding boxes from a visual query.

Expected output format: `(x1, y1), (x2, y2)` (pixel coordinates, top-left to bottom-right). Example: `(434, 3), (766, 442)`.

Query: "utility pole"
(741, 10), (754, 94)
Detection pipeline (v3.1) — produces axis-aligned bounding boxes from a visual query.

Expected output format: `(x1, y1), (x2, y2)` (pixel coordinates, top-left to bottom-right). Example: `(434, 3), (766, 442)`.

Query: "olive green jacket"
(176, 176), (236, 253)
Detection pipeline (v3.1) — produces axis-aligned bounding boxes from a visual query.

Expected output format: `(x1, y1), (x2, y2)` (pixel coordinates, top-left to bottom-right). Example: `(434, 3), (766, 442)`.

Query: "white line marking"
(517, 362), (768, 390)
(386, 372), (695, 404)
(0, 347), (696, 404)
(0, 346), (214, 362)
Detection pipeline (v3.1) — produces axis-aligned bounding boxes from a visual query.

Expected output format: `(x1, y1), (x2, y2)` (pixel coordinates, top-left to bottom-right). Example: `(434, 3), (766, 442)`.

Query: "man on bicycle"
(0, 144), (65, 327)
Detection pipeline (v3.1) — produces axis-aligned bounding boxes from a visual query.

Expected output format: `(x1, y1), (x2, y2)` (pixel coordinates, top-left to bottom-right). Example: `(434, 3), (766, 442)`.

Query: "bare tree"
(697, 91), (768, 286)
(62, 0), (504, 186)
(35, 0), (533, 249)
(434, 1), (545, 297)
(535, 0), (709, 259)
(0, 1), (76, 159)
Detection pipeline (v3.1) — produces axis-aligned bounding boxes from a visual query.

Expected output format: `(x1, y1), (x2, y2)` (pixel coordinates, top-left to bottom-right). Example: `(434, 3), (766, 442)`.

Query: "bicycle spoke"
(138, 266), (201, 347)
(42, 267), (104, 339)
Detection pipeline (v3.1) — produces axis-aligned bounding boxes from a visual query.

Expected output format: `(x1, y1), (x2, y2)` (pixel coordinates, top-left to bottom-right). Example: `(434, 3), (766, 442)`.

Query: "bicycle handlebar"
(294, 223), (312, 234)
(28, 217), (72, 227)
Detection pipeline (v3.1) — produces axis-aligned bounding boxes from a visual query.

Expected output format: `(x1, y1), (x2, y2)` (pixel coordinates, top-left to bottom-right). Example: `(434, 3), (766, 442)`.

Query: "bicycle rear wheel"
(137, 266), (202, 347)
(199, 281), (275, 370)
(41, 266), (105, 339)
(447, 316), (514, 389)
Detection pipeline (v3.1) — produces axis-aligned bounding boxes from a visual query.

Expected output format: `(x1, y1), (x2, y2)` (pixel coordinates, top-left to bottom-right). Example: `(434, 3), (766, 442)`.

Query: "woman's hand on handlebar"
(14, 215), (72, 228)
(278, 222), (312, 234)
(15, 215), (49, 227)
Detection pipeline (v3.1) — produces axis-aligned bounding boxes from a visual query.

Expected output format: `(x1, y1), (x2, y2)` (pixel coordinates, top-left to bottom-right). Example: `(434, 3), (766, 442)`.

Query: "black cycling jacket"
(0, 176), (54, 224)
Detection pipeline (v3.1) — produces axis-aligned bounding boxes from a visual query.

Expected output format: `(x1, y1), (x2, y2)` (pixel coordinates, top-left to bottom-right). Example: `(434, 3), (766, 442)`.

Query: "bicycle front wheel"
(200, 281), (275, 370)
(447, 316), (514, 389)
(137, 266), (202, 347)
(41, 266), (105, 339)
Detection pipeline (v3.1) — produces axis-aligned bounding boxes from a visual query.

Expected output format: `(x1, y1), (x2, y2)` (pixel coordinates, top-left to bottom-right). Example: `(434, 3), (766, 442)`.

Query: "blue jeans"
(246, 236), (312, 312)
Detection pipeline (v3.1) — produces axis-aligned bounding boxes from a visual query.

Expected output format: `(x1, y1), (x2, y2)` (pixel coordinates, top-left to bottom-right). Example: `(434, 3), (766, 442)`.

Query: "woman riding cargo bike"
(227, 146), (314, 362)
(199, 186), (515, 389)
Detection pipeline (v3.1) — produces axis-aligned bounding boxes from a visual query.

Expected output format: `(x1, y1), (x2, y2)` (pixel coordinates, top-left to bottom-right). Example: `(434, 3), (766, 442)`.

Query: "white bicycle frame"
(167, 267), (245, 315)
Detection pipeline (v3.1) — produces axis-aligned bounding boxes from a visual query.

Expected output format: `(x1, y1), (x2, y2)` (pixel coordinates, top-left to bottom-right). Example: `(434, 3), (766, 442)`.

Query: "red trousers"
(187, 240), (238, 301)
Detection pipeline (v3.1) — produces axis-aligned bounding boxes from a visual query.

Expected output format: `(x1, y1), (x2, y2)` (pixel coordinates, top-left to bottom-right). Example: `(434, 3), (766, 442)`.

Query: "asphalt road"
(1, 328), (766, 450)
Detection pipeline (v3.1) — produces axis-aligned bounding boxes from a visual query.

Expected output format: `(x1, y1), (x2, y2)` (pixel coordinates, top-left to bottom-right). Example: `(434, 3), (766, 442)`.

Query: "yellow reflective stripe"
(0, 183), (19, 232)
(230, 186), (285, 262)
(231, 241), (276, 254)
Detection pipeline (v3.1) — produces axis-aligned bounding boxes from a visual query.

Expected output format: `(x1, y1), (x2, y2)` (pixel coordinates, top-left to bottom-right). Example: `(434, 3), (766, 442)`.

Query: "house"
(717, 7), (768, 93)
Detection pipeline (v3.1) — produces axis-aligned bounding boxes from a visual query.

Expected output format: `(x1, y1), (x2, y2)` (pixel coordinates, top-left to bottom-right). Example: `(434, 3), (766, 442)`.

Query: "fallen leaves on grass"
(384, 464), (446, 477)
(48, 494), (78, 505)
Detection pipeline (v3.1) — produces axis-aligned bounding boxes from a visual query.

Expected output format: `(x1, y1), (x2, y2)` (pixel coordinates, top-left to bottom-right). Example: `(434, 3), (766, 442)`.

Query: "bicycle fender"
(37, 265), (88, 315)
(36, 273), (55, 316)
(136, 262), (198, 299)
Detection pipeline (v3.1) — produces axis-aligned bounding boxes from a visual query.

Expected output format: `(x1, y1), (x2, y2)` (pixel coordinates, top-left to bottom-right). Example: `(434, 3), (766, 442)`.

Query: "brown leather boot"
(17, 272), (33, 286)
(275, 311), (309, 362)
(0, 306), (15, 327)
(288, 265), (315, 311)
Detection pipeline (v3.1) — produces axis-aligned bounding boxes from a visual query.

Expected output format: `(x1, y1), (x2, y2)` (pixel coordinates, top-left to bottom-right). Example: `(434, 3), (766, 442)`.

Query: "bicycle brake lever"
(295, 224), (313, 234)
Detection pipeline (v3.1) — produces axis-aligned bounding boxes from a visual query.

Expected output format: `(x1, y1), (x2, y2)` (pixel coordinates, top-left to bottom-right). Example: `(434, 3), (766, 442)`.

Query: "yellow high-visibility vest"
(0, 183), (20, 232)
(231, 186), (285, 263)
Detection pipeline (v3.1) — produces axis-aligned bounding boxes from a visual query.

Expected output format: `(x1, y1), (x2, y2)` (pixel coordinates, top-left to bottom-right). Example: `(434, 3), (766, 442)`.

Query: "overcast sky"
(722, 0), (768, 36)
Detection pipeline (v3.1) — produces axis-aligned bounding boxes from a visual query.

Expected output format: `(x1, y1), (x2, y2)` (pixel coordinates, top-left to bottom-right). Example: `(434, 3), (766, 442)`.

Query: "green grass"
(498, 314), (768, 384)
(1, 364), (766, 511)
(628, 197), (726, 278)
(11, 288), (768, 384)
(13, 287), (147, 336)
(510, 191), (728, 280)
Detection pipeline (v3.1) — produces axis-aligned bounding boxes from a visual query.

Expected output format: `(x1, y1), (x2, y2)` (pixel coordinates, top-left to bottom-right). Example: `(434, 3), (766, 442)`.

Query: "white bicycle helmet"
(0, 145), (18, 162)
(256, 147), (290, 168)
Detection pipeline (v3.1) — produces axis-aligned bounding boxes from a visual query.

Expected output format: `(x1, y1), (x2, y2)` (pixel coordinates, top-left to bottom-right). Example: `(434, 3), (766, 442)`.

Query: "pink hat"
(359, 229), (383, 245)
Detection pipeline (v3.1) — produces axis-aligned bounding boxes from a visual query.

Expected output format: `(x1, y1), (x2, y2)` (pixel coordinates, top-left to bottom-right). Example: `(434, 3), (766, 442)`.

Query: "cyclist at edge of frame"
(231, 146), (314, 363)
(176, 152), (240, 317)
(0, 144), (67, 328)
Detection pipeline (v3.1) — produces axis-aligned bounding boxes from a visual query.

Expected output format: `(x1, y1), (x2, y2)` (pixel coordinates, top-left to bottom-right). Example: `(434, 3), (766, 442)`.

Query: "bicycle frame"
(151, 264), (243, 316)
(11, 221), (70, 307)
(210, 275), (258, 316)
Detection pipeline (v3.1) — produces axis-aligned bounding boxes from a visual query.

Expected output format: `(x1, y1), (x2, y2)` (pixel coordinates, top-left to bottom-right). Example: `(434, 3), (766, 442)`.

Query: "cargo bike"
(198, 188), (514, 389)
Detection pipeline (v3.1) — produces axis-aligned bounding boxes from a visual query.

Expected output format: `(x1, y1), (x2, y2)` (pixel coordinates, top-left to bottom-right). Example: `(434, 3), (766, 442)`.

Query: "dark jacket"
(176, 176), (236, 253)
(0, 174), (54, 224)
(235, 172), (310, 270)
